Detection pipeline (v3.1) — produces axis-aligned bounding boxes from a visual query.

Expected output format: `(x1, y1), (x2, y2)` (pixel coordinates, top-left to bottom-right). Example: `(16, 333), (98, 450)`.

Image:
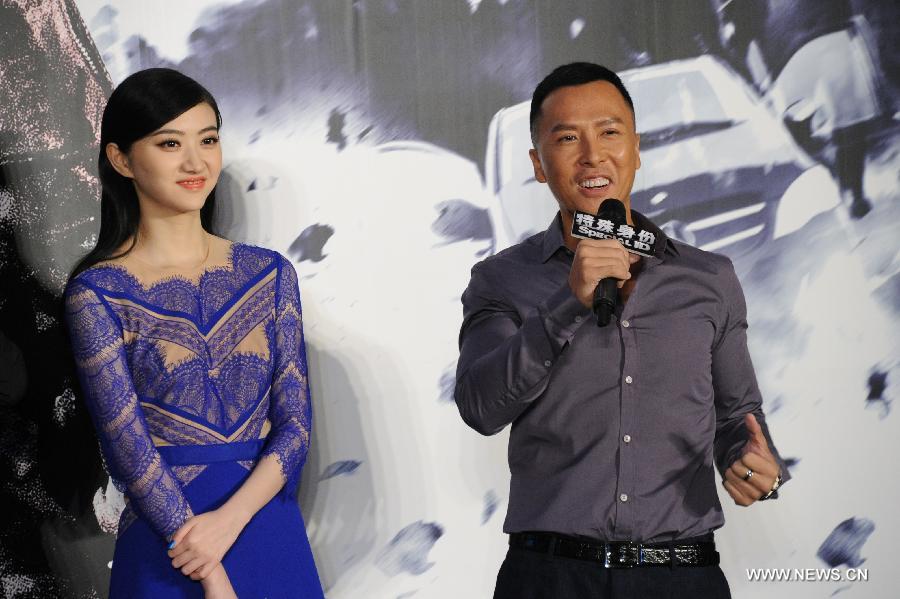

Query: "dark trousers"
(494, 546), (732, 599)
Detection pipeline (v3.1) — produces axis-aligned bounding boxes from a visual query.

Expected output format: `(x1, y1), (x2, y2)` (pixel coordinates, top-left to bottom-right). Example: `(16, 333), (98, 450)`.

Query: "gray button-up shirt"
(455, 211), (790, 542)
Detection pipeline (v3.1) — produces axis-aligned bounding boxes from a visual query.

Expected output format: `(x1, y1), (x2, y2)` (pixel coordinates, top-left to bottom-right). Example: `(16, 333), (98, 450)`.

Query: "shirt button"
(622, 320), (630, 328)
(574, 315), (583, 324)
(619, 493), (629, 502)
(544, 360), (552, 367)
(623, 434), (632, 443)
(625, 375), (633, 384)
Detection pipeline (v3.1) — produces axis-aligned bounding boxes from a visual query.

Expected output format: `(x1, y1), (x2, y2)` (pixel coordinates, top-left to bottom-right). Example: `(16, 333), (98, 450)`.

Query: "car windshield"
(625, 69), (743, 143)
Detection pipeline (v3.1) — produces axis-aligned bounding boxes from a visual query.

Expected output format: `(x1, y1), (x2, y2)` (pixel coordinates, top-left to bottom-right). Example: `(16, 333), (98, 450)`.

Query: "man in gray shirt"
(454, 63), (790, 598)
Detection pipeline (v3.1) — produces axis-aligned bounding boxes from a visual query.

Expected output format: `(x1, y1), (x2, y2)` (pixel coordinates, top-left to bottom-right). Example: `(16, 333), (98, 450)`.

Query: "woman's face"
(110, 102), (222, 218)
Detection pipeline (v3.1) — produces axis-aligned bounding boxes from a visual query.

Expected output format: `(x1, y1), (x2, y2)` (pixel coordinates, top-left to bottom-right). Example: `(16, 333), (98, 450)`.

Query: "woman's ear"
(105, 143), (134, 178)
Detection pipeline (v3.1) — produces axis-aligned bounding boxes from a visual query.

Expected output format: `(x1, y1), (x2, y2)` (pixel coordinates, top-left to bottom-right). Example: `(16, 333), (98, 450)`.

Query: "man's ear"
(529, 148), (547, 183)
(106, 143), (134, 178)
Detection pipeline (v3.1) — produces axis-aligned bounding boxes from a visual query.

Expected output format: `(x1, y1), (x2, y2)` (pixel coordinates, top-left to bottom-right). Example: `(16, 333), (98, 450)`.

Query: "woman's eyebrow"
(149, 125), (218, 136)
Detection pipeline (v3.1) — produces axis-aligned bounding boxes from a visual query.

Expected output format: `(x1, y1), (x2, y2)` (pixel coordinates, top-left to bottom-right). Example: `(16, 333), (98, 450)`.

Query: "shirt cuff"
(539, 283), (592, 344)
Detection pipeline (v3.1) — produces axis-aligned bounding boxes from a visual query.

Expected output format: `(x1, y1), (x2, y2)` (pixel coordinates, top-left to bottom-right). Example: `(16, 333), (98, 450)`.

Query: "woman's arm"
(64, 280), (194, 539)
(169, 456), (288, 579)
(200, 564), (238, 599)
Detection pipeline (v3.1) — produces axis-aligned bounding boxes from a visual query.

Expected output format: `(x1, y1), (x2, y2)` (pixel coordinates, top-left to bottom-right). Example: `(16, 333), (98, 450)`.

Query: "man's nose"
(579, 137), (604, 166)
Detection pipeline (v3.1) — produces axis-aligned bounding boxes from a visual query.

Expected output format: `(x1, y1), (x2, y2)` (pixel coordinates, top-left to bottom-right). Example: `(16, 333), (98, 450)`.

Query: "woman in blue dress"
(64, 68), (324, 598)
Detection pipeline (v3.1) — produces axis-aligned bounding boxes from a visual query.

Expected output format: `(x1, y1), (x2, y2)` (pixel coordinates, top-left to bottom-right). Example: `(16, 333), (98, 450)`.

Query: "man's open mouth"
(580, 177), (610, 189)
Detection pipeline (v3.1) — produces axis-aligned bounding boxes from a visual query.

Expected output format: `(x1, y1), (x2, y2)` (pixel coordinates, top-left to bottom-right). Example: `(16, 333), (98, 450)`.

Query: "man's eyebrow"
(149, 125), (218, 136)
(548, 123), (578, 134)
(548, 118), (625, 134)
(594, 117), (625, 127)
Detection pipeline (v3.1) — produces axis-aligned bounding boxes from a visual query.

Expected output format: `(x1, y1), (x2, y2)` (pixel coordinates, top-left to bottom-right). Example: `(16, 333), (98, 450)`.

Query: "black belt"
(509, 532), (719, 568)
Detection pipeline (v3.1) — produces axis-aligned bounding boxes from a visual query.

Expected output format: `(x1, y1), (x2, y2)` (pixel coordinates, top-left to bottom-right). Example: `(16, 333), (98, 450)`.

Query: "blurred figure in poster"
(0, 329), (27, 407)
(715, 0), (889, 219)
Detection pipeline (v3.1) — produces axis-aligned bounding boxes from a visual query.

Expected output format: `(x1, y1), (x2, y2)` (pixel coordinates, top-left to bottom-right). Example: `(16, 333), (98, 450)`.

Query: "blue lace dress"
(64, 243), (323, 598)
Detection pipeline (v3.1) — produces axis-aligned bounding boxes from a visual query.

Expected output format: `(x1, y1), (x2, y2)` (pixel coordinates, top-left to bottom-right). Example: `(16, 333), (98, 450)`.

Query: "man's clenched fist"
(568, 238), (639, 308)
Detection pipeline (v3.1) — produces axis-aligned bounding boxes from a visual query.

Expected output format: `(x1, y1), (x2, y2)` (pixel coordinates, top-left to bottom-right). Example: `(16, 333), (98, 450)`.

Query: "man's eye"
(558, 134), (577, 142)
(603, 129), (620, 136)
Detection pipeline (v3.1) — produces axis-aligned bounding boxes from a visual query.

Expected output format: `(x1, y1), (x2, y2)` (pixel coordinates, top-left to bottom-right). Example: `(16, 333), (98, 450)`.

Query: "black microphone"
(592, 199), (627, 327)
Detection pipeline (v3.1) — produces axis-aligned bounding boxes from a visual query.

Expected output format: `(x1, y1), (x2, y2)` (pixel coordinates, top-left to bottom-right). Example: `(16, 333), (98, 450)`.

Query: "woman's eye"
(158, 140), (179, 149)
(202, 136), (220, 145)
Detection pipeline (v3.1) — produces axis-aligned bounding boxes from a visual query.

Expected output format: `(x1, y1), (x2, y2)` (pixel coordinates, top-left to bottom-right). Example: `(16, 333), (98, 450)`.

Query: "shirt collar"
(631, 209), (679, 260)
(539, 209), (679, 263)
(540, 213), (569, 262)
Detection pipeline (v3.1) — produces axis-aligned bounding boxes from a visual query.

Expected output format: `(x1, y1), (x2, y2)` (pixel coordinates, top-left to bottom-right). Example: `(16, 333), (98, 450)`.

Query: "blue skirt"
(109, 441), (323, 598)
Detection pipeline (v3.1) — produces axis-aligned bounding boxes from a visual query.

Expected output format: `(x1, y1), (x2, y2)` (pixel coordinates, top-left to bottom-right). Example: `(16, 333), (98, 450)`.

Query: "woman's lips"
(177, 177), (206, 190)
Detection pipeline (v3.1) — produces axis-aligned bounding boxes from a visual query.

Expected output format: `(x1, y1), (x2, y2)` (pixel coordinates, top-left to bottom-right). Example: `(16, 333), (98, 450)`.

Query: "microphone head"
(596, 198), (626, 222)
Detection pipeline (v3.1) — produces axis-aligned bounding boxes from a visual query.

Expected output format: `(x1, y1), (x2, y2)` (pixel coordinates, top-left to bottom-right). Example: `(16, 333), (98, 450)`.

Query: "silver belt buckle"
(603, 542), (639, 568)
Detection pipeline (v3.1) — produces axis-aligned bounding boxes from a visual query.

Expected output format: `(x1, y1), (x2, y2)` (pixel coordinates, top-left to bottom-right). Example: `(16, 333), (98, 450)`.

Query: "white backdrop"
(1, 1), (898, 597)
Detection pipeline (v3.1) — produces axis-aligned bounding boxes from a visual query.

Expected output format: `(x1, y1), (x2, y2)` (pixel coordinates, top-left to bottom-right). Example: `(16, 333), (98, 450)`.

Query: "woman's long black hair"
(69, 68), (222, 279)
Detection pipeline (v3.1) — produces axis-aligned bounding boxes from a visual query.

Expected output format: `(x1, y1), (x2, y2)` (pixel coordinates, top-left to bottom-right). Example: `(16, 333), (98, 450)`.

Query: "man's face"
(529, 81), (641, 226)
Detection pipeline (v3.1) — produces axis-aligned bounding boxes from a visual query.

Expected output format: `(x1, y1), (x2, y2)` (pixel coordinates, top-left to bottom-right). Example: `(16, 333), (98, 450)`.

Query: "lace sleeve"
(260, 255), (312, 497)
(64, 279), (193, 539)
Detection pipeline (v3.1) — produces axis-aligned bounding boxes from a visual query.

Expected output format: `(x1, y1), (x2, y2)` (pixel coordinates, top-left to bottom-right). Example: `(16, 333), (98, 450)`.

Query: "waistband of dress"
(157, 439), (265, 465)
